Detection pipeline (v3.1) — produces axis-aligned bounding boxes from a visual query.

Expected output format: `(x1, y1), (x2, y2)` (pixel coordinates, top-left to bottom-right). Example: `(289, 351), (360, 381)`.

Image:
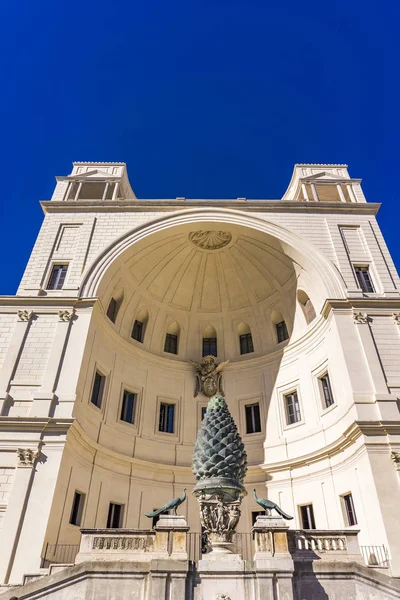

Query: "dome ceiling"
(123, 226), (296, 314)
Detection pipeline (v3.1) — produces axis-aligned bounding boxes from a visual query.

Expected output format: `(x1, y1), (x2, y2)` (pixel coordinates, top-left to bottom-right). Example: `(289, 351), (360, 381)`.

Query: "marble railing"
(288, 529), (362, 561)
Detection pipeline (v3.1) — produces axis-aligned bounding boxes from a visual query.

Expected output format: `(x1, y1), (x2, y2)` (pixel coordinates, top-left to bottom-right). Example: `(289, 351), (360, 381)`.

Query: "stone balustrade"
(288, 529), (362, 561)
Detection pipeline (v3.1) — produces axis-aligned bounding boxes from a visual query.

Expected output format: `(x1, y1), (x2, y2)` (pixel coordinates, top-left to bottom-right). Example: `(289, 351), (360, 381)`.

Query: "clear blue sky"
(0, 0), (398, 294)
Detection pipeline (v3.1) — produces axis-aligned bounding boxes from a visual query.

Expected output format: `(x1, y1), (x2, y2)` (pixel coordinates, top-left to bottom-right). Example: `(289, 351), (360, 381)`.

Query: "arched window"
(237, 322), (254, 355)
(297, 291), (316, 325)
(164, 321), (180, 355)
(106, 289), (124, 324)
(131, 309), (149, 343)
(271, 310), (289, 343)
(202, 325), (217, 357)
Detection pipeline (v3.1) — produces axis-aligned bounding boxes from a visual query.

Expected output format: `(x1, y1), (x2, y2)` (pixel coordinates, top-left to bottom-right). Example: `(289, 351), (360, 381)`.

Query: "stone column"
(31, 310), (75, 417)
(353, 312), (388, 395)
(252, 515), (294, 600)
(310, 183), (319, 202)
(0, 448), (40, 584)
(0, 311), (33, 414)
(337, 184), (347, 202)
(301, 183), (309, 201)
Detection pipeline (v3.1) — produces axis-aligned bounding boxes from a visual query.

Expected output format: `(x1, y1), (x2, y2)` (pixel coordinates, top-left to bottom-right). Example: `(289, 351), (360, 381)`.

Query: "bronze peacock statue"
(253, 489), (293, 520)
(145, 488), (187, 518)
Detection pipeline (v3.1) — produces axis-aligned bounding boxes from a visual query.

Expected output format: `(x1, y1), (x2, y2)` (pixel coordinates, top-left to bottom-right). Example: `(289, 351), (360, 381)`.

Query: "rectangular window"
(120, 390), (136, 424)
(240, 333), (254, 355)
(319, 373), (334, 408)
(300, 504), (316, 529)
(203, 337), (217, 357)
(132, 320), (144, 342)
(164, 333), (178, 354)
(159, 402), (175, 433)
(245, 403), (261, 434)
(284, 391), (301, 425)
(354, 266), (375, 293)
(201, 406), (207, 420)
(343, 493), (357, 526)
(47, 264), (68, 290)
(90, 371), (105, 409)
(107, 502), (123, 528)
(106, 298), (117, 322)
(69, 491), (85, 526)
(276, 321), (289, 343)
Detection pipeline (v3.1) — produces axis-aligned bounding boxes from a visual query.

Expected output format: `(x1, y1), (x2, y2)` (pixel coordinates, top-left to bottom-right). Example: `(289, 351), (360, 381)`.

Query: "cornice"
(40, 200), (381, 216)
(322, 298), (400, 318)
(0, 417), (74, 434)
(0, 297), (97, 309)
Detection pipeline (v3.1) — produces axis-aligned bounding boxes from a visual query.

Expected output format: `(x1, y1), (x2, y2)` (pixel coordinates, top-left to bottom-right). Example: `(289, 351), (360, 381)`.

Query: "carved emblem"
(393, 314), (400, 325)
(353, 312), (368, 324)
(189, 230), (232, 250)
(190, 356), (228, 397)
(17, 310), (33, 322)
(17, 448), (39, 467)
(58, 309), (75, 322)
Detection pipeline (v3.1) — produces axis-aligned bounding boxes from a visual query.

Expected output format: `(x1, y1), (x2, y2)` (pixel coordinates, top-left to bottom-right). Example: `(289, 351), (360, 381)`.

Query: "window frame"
(202, 337), (217, 357)
(164, 333), (178, 355)
(284, 390), (302, 426)
(106, 298), (118, 323)
(131, 319), (144, 343)
(299, 503), (316, 530)
(158, 402), (176, 434)
(90, 370), (106, 410)
(353, 264), (375, 293)
(46, 263), (69, 291)
(119, 389), (137, 425)
(276, 320), (289, 344)
(69, 491), (85, 527)
(239, 332), (254, 355)
(238, 395), (264, 440)
(107, 502), (124, 528)
(318, 372), (335, 410)
(245, 402), (262, 434)
(341, 492), (358, 527)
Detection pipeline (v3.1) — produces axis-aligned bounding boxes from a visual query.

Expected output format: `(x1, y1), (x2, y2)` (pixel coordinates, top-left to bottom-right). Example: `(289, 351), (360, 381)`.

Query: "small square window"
(354, 266), (375, 293)
(159, 402), (175, 433)
(240, 333), (254, 355)
(284, 391), (301, 425)
(47, 264), (68, 290)
(203, 338), (217, 357)
(319, 373), (334, 409)
(276, 321), (289, 343)
(90, 371), (105, 409)
(342, 493), (357, 526)
(106, 298), (118, 323)
(300, 504), (316, 529)
(69, 491), (85, 526)
(120, 390), (136, 424)
(107, 503), (123, 528)
(245, 403), (261, 434)
(132, 320), (144, 342)
(164, 333), (178, 354)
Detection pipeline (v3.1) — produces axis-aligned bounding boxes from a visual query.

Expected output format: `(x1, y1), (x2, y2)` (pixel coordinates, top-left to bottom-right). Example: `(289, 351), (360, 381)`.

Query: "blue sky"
(0, 0), (398, 294)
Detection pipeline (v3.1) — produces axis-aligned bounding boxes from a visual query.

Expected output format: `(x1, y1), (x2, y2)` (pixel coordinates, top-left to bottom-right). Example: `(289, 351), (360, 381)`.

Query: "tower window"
(106, 298), (118, 323)
(300, 504), (316, 529)
(245, 403), (261, 434)
(132, 320), (144, 342)
(69, 491), (85, 526)
(164, 333), (178, 354)
(276, 321), (289, 343)
(354, 266), (375, 293)
(120, 390), (136, 424)
(90, 371), (105, 409)
(47, 264), (68, 290)
(342, 493), (357, 526)
(319, 373), (334, 408)
(107, 503), (123, 528)
(284, 391), (301, 425)
(159, 403), (175, 433)
(240, 333), (254, 355)
(203, 338), (217, 357)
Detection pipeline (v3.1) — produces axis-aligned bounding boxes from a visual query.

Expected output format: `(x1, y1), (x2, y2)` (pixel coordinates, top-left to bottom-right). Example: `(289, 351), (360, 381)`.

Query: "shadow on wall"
(292, 553), (329, 600)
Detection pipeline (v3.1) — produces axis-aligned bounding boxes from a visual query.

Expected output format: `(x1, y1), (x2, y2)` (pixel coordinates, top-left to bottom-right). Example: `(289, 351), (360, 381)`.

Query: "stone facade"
(0, 162), (399, 592)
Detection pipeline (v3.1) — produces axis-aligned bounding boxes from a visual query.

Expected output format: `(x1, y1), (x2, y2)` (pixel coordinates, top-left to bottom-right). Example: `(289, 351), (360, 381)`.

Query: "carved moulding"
(189, 230), (232, 250)
(17, 448), (39, 467)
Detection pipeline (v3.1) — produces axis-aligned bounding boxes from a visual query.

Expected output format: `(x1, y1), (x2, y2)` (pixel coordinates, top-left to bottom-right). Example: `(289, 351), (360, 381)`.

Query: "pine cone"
(192, 395), (247, 484)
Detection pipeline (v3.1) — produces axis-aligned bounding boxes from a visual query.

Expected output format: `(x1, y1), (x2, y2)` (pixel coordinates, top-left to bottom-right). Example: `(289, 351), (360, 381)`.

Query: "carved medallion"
(189, 230), (232, 250)
(190, 356), (228, 397)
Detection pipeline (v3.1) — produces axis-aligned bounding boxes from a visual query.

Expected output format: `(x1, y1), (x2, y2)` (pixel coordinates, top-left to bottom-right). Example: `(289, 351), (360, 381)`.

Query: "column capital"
(17, 310), (33, 322)
(353, 311), (369, 324)
(16, 448), (40, 468)
(58, 309), (76, 322)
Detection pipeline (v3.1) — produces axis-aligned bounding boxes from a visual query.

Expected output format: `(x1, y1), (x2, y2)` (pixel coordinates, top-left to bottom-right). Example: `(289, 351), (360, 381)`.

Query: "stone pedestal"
(252, 515), (294, 600)
(155, 515), (189, 559)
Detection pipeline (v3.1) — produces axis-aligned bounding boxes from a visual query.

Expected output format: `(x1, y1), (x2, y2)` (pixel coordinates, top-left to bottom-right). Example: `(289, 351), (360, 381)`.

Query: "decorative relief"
(353, 312), (368, 324)
(190, 356), (228, 397)
(189, 230), (232, 250)
(216, 595), (232, 600)
(392, 314), (400, 325)
(17, 448), (39, 467)
(58, 309), (76, 322)
(391, 452), (400, 468)
(17, 310), (33, 322)
(199, 493), (241, 541)
(92, 536), (153, 551)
